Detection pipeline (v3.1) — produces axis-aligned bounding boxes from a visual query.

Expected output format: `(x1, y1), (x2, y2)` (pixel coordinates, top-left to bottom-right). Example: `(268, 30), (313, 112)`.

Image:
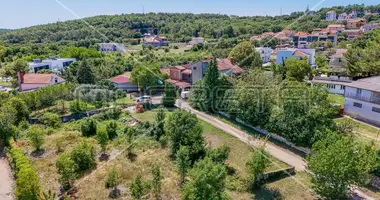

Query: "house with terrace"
(143, 36), (169, 47)
(109, 74), (138, 92)
(28, 57), (76, 73)
(276, 48), (315, 66)
(344, 76), (380, 126)
(17, 72), (65, 92)
(163, 58), (244, 89)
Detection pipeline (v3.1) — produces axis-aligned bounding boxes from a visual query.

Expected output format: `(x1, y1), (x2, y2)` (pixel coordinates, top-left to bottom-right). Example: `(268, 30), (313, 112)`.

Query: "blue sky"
(0, 0), (376, 29)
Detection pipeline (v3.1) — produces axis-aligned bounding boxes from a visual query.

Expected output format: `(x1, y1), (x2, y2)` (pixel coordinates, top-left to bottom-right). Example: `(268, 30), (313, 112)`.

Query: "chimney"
(17, 72), (25, 92)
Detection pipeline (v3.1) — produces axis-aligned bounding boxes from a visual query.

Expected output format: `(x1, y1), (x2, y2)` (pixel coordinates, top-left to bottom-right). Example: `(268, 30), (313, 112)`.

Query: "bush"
(97, 126), (109, 153)
(81, 118), (97, 137)
(70, 141), (96, 172)
(106, 121), (118, 140)
(39, 112), (62, 128)
(70, 100), (88, 114)
(9, 146), (41, 200)
(56, 152), (78, 190)
(105, 168), (119, 189)
(27, 126), (45, 151)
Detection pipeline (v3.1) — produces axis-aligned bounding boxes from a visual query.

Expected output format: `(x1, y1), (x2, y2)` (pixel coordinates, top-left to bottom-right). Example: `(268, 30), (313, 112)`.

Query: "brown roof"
(160, 68), (170, 75)
(182, 69), (192, 75)
(293, 50), (309, 57)
(217, 59), (244, 75)
(23, 74), (64, 84)
(332, 49), (348, 57)
(295, 32), (308, 37)
(170, 66), (186, 71)
(346, 76), (380, 93)
(328, 24), (345, 28)
(164, 79), (191, 88)
(110, 75), (130, 84)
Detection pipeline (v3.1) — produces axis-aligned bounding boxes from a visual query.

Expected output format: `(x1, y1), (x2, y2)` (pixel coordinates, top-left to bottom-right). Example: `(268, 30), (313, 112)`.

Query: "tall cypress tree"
(76, 57), (95, 84)
(202, 59), (220, 112)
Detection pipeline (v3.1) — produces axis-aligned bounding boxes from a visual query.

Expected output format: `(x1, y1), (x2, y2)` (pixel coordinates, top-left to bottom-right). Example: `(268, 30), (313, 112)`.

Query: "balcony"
(313, 76), (353, 83)
(345, 92), (380, 104)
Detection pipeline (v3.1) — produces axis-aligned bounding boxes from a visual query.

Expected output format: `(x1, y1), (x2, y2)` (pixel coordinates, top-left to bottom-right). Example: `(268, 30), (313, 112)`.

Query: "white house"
(344, 76), (380, 125)
(312, 75), (352, 95)
(110, 75), (138, 92)
(18, 73), (65, 92)
(326, 10), (337, 21)
(99, 43), (125, 53)
(189, 37), (205, 45)
(28, 57), (76, 73)
(275, 48), (315, 66)
(255, 47), (272, 63)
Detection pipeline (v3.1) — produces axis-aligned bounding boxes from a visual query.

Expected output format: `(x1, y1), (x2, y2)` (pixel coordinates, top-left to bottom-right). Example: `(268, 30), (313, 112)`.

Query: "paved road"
(0, 150), (13, 200)
(176, 100), (375, 200)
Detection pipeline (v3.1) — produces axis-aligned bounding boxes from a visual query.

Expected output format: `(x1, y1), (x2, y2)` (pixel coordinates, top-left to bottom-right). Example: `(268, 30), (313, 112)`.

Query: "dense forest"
(1, 4), (379, 46)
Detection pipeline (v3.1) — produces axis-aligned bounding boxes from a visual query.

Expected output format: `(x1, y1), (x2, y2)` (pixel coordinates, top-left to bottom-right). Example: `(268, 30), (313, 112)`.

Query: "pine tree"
(202, 59), (220, 112)
(76, 57), (95, 84)
(162, 83), (176, 107)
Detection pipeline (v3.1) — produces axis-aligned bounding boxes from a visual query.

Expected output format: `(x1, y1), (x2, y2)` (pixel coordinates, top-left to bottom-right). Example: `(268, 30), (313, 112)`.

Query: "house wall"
(276, 50), (293, 65)
(255, 47), (272, 63)
(325, 83), (345, 95)
(22, 83), (48, 91)
(344, 97), (380, 125)
(191, 61), (204, 83)
(169, 69), (182, 80)
(114, 82), (138, 92)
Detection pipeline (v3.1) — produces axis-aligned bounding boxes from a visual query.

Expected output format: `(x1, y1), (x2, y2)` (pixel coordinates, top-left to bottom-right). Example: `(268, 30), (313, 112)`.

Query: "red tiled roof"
(183, 64), (192, 69)
(295, 32), (308, 36)
(23, 74), (63, 84)
(110, 75), (130, 84)
(170, 66), (186, 71)
(293, 50), (309, 57)
(160, 68), (170, 75)
(217, 59), (244, 75)
(164, 79), (191, 88)
(182, 69), (192, 75)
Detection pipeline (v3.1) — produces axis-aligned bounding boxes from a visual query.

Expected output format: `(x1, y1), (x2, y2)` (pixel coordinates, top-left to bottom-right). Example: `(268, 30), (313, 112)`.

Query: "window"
(340, 85), (345, 90)
(357, 88), (362, 95)
(372, 107), (380, 113)
(353, 102), (362, 108)
(193, 67), (197, 70)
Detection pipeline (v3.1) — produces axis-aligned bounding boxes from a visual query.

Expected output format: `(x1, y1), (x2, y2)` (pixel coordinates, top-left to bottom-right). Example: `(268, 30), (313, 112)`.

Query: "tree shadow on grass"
(253, 185), (283, 200)
(31, 149), (45, 157)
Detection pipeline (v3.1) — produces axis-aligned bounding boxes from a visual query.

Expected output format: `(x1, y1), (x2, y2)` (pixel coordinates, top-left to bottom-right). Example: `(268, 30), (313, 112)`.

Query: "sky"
(0, 0), (377, 29)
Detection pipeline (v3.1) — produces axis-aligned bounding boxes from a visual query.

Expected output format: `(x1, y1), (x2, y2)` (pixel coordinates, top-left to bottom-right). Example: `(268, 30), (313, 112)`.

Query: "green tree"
(152, 164), (163, 200)
(97, 126), (109, 153)
(325, 40), (333, 49)
(4, 97), (29, 125)
(39, 112), (61, 128)
(182, 157), (229, 200)
(131, 173), (144, 200)
(56, 152), (78, 190)
(285, 57), (311, 81)
(81, 118), (97, 137)
(165, 109), (206, 162)
(307, 131), (376, 199)
(152, 106), (166, 141)
(70, 140), (96, 172)
(316, 56), (328, 69)
(105, 168), (120, 198)
(162, 83), (176, 107)
(246, 147), (270, 188)
(76, 57), (95, 84)
(130, 64), (161, 93)
(229, 41), (262, 69)
(206, 145), (230, 164)
(202, 59), (220, 112)
(106, 121), (118, 140)
(176, 146), (191, 185)
(28, 125), (45, 151)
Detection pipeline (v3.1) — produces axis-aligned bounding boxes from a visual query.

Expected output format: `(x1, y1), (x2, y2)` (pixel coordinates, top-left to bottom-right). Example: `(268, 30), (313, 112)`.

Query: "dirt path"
(0, 150), (14, 200)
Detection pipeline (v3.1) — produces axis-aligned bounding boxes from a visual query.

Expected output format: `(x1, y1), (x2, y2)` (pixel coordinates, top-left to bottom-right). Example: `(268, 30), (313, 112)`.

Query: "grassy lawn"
(328, 93), (345, 106)
(335, 118), (380, 146)
(114, 97), (135, 105)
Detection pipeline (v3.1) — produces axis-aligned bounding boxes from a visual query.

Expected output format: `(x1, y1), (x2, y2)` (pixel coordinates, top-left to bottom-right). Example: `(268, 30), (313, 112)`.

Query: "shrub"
(27, 126), (45, 151)
(106, 121), (118, 140)
(81, 118), (97, 137)
(70, 141), (96, 172)
(56, 152), (78, 190)
(9, 146), (41, 200)
(70, 100), (88, 114)
(97, 126), (109, 153)
(39, 112), (62, 128)
(105, 168), (119, 189)
(131, 173), (144, 200)
(207, 145), (230, 164)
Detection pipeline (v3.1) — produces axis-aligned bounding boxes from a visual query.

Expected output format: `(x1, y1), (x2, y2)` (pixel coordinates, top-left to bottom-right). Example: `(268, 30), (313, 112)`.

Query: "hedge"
(9, 143), (41, 200)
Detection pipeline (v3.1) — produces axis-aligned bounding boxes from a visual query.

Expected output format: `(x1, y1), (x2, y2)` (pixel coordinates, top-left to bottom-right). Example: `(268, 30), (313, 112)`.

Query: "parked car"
(136, 95), (152, 103)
